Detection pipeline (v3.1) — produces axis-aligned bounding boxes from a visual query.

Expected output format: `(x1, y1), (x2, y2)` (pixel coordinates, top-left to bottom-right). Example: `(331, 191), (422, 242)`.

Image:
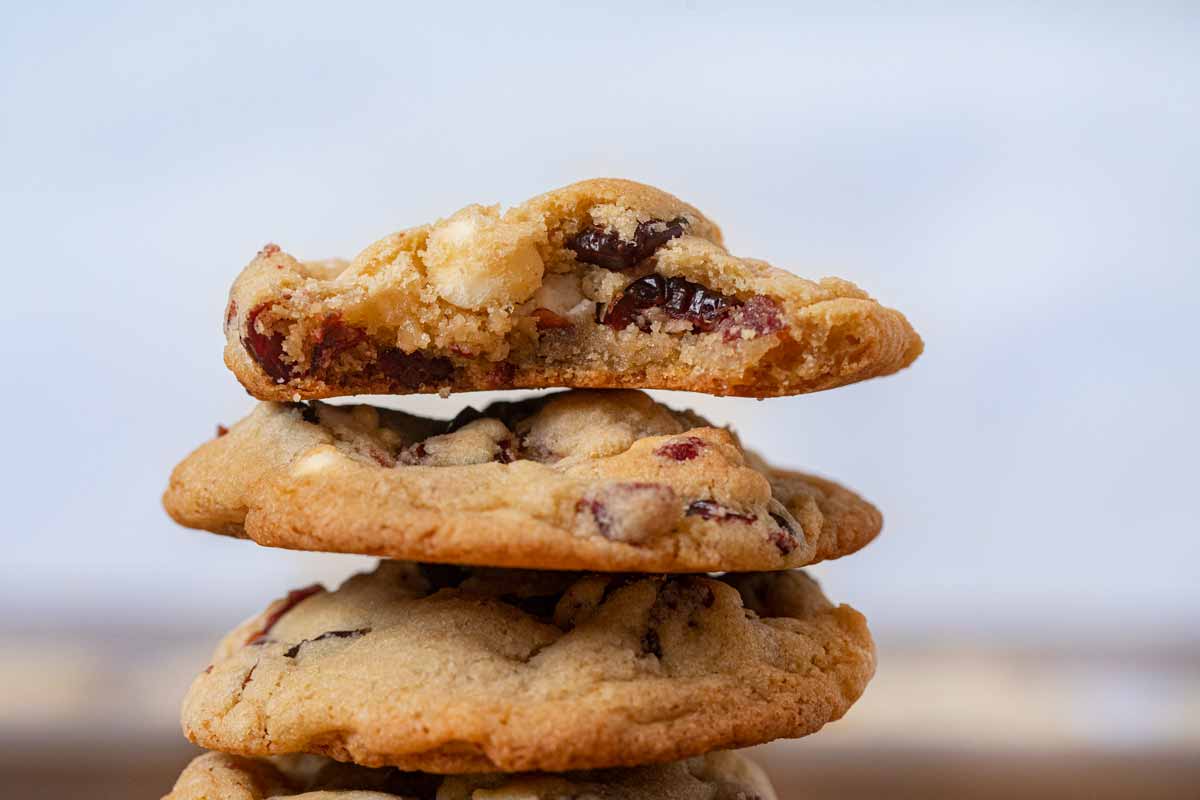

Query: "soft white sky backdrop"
(3, 3), (1197, 643)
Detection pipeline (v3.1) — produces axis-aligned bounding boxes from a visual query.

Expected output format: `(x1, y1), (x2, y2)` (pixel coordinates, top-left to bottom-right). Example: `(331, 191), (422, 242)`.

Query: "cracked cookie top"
(181, 561), (874, 773)
(224, 178), (921, 400)
(163, 751), (778, 800)
(163, 390), (882, 572)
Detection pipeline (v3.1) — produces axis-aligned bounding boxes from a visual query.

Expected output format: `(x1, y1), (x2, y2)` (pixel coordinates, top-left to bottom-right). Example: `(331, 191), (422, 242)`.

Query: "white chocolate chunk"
(530, 272), (585, 316)
(292, 445), (343, 476)
(423, 204), (545, 310)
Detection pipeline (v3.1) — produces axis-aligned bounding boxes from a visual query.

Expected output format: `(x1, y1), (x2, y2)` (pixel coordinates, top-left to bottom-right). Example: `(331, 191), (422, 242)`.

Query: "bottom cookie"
(163, 750), (778, 799)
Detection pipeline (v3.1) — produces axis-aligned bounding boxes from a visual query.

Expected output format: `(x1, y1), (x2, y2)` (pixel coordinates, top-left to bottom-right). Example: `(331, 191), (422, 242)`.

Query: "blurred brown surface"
(2, 742), (1199, 799)
(4, 631), (1197, 798)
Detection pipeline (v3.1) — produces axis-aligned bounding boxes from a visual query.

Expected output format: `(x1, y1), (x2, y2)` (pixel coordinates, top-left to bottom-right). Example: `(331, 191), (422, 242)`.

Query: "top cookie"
(225, 179), (921, 400)
(164, 751), (777, 800)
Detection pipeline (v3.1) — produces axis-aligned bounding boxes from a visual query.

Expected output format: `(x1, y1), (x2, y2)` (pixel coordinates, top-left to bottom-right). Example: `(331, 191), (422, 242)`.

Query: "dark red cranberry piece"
(377, 348), (454, 389)
(496, 437), (518, 464)
(634, 217), (688, 260)
(366, 446), (396, 467)
(686, 500), (756, 524)
(486, 360), (517, 389)
(259, 243), (281, 257)
(225, 300), (238, 326)
(245, 584), (322, 645)
(240, 663), (258, 688)
(242, 302), (293, 382)
(568, 217), (687, 271)
(576, 481), (677, 541)
(602, 274), (667, 331)
(531, 307), (572, 330)
(309, 314), (365, 372)
(655, 436), (706, 461)
(721, 295), (785, 342)
(283, 627), (370, 659)
(602, 275), (739, 333)
(663, 277), (734, 332)
(398, 441), (428, 464)
(215, 424), (229, 438)
(768, 512), (800, 555)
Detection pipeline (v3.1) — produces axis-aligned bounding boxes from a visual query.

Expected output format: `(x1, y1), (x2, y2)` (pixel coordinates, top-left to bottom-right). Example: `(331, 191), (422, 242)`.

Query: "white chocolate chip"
(423, 205), (545, 310)
(292, 446), (343, 476)
(530, 272), (585, 316)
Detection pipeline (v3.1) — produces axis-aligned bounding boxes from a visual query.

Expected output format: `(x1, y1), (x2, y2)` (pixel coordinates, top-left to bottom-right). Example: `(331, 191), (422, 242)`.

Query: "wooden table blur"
(4, 629), (1198, 799)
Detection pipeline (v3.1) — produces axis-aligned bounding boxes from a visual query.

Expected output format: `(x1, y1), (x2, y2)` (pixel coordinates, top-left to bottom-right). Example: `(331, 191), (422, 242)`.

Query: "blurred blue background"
(1, 2), (1197, 797)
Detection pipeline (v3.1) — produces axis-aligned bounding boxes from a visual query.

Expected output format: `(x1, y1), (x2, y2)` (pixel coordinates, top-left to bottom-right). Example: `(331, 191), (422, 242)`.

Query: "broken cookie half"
(224, 178), (922, 400)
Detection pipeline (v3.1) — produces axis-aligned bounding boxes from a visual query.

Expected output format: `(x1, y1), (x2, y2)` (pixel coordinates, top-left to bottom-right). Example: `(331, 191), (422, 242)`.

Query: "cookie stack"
(162, 179), (921, 799)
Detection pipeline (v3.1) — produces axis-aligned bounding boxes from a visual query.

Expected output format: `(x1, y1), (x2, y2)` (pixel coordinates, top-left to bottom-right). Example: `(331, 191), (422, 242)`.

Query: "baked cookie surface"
(163, 750), (777, 800)
(181, 561), (874, 773)
(163, 390), (882, 572)
(225, 178), (920, 399)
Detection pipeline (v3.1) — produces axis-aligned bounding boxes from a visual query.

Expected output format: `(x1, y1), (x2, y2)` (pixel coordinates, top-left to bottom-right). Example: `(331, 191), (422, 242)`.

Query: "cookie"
(181, 561), (874, 773)
(224, 178), (921, 400)
(164, 390), (882, 572)
(163, 750), (777, 799)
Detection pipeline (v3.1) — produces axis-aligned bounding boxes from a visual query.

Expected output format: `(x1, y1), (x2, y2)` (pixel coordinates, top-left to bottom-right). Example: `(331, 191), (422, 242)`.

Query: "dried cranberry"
(240, 663), (258, 688)
(602, 274), (667, 331)
(245, 584), (322, 645)
(283, 627), (370, 659)
(224, 300), (238, 326)
(635, 217), (688, 260)
(398, 441), (428, 465)
(215, 424), (229, 438)
(721, 295), (786, 342)
(377, 348), (454, 389)
(602, 275), (738, 333)
(576, 482), (679, 542)
(568, 217), (687, 271)
(531, 307), (572, 330)
(242, 302), (293, 381)
(259, 243), (280, 257)
(309, 314), (365, 372)
(496, 437), (518, 464)
(655, 436), (706, 461)
(768, 512), (800, 555)
(366, 446), (396, 467)
(486, 360), (517, 389)
(686, 500), (756, 524)
(663, 277), (734, 332)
